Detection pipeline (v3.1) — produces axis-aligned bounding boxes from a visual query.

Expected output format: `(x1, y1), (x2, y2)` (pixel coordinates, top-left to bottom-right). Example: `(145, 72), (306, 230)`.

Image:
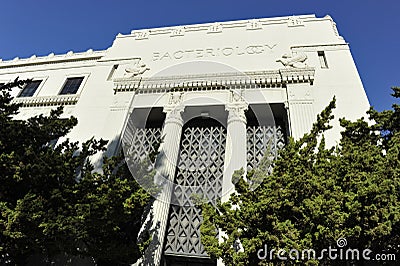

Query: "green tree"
(201, 90), (400, 265)
(0, 79), (154, 265)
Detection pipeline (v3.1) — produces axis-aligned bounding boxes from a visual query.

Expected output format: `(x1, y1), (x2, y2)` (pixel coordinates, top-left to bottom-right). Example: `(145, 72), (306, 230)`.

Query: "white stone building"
(0, 14), (369, 266)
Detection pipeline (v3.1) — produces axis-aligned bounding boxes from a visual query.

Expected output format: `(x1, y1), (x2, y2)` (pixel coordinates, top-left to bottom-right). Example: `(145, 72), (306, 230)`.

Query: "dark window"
(318, 51), (328, 69)
(107, 64), (119, 81)
(59, 77), (84, 95)
(18, 80), (42, 97)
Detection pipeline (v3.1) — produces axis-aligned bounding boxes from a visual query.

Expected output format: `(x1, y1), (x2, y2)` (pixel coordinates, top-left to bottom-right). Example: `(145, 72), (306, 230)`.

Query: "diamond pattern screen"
(125, 126), (162, 163)
(164, 126), (226, 257)
(246, 125), (285, 170)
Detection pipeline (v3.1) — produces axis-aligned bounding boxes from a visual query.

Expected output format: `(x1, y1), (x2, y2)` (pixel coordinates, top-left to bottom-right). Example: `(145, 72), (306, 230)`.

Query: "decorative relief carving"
(246, 20), (262, 30)
(287, 87), (313, 101)
(207, 23), (222, 33)
(288, 16), (304, 27)
(163, 92), (185, 126)
(226, 91), (248, 125)
(132, 30), (150, 40)
(124, 59), (150, 78)
(276, 52), (308, 68)
(168, 91), (183, 105)
(170, 27), (185, 37)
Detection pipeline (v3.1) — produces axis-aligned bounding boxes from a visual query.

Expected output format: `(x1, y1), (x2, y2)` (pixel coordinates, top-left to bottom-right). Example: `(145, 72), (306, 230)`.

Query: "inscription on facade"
(152, 43), (278, 61)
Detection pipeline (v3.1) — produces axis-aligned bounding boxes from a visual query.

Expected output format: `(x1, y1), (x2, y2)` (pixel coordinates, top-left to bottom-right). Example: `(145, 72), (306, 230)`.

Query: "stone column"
(222, 91), (248, 202)
(142, 92), (185, 266)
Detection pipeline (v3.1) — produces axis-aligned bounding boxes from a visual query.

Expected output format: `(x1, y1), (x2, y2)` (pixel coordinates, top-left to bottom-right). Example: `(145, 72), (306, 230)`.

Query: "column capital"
(225, 91), (248, 125)
(163, 92), (185, 127)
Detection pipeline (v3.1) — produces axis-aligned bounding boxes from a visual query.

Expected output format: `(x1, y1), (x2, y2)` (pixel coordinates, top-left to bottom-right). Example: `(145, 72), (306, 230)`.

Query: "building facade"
(0, 14), (369, 265)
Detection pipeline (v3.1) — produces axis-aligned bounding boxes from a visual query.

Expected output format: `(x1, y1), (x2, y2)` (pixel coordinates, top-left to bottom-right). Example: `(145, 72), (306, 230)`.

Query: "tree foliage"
(201, 89), (400, 265)
(0, 79), (154, 265)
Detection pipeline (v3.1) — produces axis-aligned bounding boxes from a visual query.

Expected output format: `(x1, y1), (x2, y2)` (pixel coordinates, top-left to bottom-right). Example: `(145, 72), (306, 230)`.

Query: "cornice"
(279, 68), (315, 83)
(11, 94), (80, 108)
(117, 14), (322, 39)
(291, 43), (349, 52)
(0, 50), (105, 69)
(113, 68), (315, 93)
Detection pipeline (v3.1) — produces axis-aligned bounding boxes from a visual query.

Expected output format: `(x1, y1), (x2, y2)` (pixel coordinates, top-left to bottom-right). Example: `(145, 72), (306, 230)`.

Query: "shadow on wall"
(91, 133), (122, 171)
(137, 217), (161, 266)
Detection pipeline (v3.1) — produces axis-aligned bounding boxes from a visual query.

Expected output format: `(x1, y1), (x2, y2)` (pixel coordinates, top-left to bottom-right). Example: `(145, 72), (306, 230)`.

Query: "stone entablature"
(113, 68), (315, 93)
(11, 94), (80, 107)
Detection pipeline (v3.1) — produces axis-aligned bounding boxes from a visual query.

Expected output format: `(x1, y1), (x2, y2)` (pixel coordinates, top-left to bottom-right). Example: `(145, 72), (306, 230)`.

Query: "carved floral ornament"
(288, 16), (304, 27)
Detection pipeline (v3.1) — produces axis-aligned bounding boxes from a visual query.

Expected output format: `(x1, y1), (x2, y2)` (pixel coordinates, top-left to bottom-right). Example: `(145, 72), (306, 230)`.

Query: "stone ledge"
(12, 94), (80, 107)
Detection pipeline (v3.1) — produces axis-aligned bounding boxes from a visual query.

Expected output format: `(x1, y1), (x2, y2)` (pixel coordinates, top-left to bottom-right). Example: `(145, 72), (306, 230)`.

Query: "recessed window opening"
(318, 51), (328, 69)
(59, 77), (84, 95)
(107, 64), (119, 81)
(18, 80), (42, 97)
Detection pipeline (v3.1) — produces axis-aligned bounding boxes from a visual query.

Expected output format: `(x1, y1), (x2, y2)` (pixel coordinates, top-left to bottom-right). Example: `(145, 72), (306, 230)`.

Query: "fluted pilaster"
(142, 92), (185, 266)
(286, 84), (315, 140)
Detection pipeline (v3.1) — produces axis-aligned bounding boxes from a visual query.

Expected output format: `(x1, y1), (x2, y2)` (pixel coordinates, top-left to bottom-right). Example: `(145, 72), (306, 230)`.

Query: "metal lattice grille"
(246, 126), (285, 170)
(164, 126), (226, 257)
(126, 127), (161, 162)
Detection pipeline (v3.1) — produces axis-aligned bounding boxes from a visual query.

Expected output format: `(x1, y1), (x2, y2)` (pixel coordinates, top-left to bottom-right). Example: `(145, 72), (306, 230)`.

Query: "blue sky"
(0, 0), (398, 111)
